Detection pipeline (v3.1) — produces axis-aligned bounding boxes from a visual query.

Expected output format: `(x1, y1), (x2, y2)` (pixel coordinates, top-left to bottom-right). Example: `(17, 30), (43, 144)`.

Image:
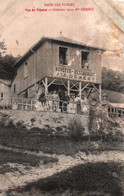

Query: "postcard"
(0, 0), (124, 195)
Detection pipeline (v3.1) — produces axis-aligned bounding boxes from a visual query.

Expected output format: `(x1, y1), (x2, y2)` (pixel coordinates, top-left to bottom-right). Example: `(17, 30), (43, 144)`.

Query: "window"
(81, 51), (89, 69)
(24, 62), (28, 79)
(59, 47), (68, 65)
(14, 84), (16, 94)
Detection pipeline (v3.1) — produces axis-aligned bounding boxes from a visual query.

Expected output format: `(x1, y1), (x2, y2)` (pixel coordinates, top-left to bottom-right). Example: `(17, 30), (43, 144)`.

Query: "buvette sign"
(53, 66), (96, 82)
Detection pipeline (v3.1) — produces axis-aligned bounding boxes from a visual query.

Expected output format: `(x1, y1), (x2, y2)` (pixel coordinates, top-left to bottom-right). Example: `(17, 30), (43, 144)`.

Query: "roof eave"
(13, 36), (106, 68)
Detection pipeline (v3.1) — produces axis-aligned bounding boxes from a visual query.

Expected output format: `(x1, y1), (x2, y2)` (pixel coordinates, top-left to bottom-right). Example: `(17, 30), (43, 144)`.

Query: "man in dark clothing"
(58, 90), (64, 112)
(63, 91), (70, 112)
(38, 92), (46, 106)
(64, 91), (70, 103)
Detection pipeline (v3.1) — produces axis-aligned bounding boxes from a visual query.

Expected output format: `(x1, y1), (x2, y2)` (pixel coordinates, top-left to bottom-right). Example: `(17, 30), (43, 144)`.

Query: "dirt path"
(0, 144), (124, 196)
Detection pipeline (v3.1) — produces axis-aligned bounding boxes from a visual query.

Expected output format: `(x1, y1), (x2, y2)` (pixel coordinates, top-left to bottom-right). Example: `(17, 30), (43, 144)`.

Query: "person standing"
(62, 91), (70, 112)
(74, 94), (82, 113)
(52, 90), (59, 111)
(88, 98), (98, 133)
(58, 90), (65, 112)
(38, 90), (46, 107)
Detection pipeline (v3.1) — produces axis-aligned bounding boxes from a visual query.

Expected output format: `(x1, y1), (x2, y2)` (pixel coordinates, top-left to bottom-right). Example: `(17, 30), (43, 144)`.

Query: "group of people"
(38, 89), (89, 113)
(37, 89), (115, 133)
(38, 90), (69, 112)
(37, 88), (113, 123)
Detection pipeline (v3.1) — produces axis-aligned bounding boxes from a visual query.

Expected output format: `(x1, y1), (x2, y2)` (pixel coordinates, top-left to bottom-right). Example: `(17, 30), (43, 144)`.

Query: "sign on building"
(53, 66), (96, 82)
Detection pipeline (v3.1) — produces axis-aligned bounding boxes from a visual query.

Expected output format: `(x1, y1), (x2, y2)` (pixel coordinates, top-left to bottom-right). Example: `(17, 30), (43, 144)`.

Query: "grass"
(0, 148), (58, 173)
(0, 125), (123, 196)
(0, 126), (123, 156)
(8, 162), (124, 196)
(0, 149), (41, 167)
(0, 164), (22, 175)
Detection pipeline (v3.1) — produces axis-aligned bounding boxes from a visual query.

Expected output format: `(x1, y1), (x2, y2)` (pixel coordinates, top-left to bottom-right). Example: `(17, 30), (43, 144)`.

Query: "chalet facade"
(11, 36), (105, 100)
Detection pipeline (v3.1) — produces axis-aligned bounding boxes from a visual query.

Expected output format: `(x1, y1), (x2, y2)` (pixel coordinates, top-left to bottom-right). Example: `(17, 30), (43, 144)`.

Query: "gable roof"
(0, 79), (11, 87)
(13, 36), (105, 69)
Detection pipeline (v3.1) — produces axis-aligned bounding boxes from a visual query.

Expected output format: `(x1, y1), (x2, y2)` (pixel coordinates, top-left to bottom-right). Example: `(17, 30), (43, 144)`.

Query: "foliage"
(102, 67), (124, 93)
(103, 123), (123, 142)
(0, 54), (21, 80)
(68, 118), (85, 141)
(0, 36), (7, 57)
(0, 36), (21, 80)
(90, 119), (123, 142)
(22, 162), (123, 195)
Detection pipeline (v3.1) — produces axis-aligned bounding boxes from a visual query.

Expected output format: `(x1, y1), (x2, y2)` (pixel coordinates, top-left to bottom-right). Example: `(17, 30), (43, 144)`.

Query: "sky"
(0, 0), (124, 71)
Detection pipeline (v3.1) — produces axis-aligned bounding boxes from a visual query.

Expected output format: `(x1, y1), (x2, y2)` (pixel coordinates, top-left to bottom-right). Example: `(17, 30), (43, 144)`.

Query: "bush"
(68, 118), (85, 141)
(104, 127), (123, 142)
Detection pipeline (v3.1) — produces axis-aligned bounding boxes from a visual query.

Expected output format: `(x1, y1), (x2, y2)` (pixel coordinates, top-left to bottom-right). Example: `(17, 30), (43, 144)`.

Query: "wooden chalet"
(11, 36), (105, 100)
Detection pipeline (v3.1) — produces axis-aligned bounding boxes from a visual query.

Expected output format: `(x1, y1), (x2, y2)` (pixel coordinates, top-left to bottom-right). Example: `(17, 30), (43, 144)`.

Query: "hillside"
(0, 109), (123, 195)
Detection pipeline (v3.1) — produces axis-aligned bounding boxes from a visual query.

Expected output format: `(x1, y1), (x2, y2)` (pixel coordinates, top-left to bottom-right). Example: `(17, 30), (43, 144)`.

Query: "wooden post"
(31, 99), (32, 111)
(99, 84), (102, 102)
(115, 108), (117, 118)
(121, 109), (122, 118)
(117, 108), (119, 117)
(3, 98), (5, 109)
(22, 99), (23, 110)
(114, 108), (117, 118)
(79, 82), (81, 98)
(110, 108), (112, 118)
(67, 80), (70, 96)
(35, 84), (37, 98)
(45, 77), (48, 96)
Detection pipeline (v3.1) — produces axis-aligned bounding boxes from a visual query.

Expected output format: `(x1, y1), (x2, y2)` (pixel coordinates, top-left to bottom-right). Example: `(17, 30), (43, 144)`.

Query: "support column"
(114, 108), (116, 118)
(121, 109), (122, 118)
(99, 84), (102, 102)
(110, 107), (112, 118)
(67, 80), (70, 96)
(116, 108), (118, 118)
(79, 82), (82, 98)
(45, 77), (48, 96)
(117, 109), (119, 117)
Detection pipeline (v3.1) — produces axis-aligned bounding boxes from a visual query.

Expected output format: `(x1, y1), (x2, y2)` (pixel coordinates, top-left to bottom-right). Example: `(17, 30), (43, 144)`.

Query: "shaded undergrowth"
(0, 148), (58, 173)
(8, 162), (124, 196)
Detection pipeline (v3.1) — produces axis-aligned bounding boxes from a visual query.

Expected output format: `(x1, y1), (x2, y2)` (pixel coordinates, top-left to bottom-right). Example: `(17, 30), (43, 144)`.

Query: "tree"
(0, 54), (21, 80)
(102, 67), (124, 93)
(0, 36), (7, 57)
(0, 36), (21, 80)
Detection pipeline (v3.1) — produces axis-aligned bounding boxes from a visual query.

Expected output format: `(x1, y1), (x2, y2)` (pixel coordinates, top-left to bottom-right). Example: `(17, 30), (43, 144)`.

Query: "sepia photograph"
(0, 0), (124, 195)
